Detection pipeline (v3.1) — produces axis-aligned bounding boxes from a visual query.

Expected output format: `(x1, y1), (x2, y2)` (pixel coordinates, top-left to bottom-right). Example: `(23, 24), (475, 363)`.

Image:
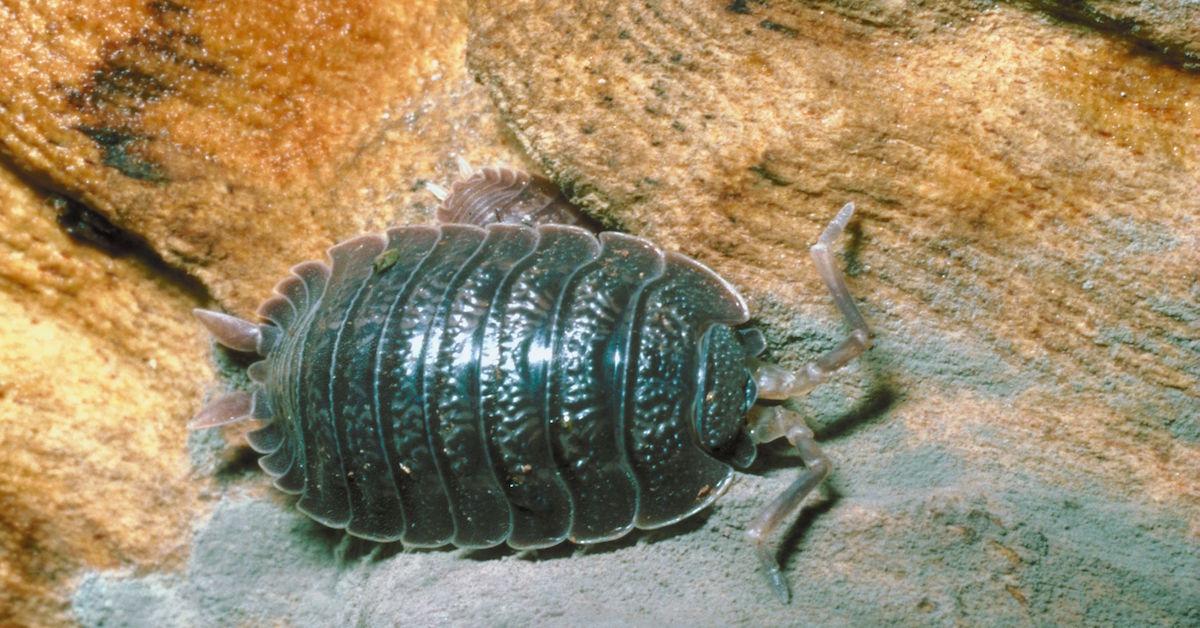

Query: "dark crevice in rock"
(1020, 1), (1199, 71)
(74, 126), (167, 183)
(52, 195), (139, 256)
(49, 194), (211, 303)
(0, 153), (213, 304)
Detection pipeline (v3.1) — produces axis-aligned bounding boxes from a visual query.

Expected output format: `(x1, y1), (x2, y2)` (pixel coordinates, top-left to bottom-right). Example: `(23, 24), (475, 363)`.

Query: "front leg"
(756, 202), (872, 401)
(745, 406), (831, 603)
(746, 202), (872, 602)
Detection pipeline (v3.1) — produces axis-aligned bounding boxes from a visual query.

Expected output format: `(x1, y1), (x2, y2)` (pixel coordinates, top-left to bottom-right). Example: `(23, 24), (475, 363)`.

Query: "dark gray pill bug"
(191, 164), (873, 603)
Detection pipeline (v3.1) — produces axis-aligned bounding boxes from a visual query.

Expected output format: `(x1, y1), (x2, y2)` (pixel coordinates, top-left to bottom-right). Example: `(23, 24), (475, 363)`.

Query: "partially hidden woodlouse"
(192, 163), (873, 602)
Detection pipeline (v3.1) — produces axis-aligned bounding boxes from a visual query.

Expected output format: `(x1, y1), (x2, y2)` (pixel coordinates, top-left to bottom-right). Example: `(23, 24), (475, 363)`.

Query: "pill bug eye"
(737, 328), (767, 358)
(743, 373), (759, 416)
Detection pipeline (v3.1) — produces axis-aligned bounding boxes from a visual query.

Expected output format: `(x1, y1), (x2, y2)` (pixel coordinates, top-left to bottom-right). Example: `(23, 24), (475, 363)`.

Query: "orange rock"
(0, 0), (526, 315)
(0, 0), (526, 623)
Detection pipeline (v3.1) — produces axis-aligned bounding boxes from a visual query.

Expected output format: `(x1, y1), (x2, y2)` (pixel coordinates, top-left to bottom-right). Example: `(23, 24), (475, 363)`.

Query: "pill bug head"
(695, 325), (766, 468)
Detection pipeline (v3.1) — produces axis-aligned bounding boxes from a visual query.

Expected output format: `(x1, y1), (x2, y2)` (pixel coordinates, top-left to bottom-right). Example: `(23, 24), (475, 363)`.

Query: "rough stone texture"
(0, 0), (1197, 625)
(0, 0), (529, 316)
(71, 478), (1199, 626)
(1026, 0), (1200, 69)
(467, 0), (1199, 507)
(0, 166), (210, 623)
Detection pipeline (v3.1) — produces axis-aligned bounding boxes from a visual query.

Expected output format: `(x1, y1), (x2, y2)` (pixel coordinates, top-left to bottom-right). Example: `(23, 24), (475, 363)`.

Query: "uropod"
(191, 163), (873, 602)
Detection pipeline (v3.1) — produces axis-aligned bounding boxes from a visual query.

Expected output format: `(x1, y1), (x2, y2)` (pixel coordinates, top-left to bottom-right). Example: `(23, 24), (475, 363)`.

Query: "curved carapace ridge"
(244, 223), (755, 547)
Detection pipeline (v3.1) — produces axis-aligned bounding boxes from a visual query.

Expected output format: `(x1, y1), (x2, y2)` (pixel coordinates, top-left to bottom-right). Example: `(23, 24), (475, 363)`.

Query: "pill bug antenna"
(454, 155), (475, 179)
(189, 390), (253, 430)
(190, 309), (269, 431)
(193, 309), (263, 354)
(752, 203), (871, 401)
(424, 181), (450, 202)
(744, 202), (872, 603)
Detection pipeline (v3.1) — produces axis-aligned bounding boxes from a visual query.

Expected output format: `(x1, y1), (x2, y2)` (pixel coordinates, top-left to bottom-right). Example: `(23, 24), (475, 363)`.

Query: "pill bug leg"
(744, 406), (830, 603)
(754, 203), (872, 402)
(745, 202), (872, 602)
(810, 203), (871, 346)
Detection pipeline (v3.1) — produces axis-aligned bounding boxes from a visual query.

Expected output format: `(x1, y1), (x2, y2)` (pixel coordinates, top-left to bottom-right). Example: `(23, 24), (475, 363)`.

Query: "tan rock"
(0, 0), (526, 315)
(1024, 0), (1200, 69)
(0, 0), (524, 623)
(467, 0), (1198, 517)
(0, 164), (208, 625)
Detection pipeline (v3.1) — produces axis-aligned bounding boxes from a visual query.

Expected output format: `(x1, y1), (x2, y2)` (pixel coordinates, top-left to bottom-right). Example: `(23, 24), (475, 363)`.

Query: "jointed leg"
(745, 406), (831, 603)
(811, 202), (870, 338)
(756, 202), (872, 400)
(745, 203), (871, 601)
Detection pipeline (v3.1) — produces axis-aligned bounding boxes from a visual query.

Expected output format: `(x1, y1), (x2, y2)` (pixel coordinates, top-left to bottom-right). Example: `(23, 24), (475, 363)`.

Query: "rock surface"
(0, 0), (528, 315)
(0, 0), (1196, 625)
(0, 162), (209, 623)
(0, 1), (522, 624)
(467, 0), (1200, 503)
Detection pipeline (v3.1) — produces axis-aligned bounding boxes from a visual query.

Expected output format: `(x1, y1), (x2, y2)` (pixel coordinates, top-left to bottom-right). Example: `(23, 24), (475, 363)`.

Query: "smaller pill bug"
(192, 161), (873, 602)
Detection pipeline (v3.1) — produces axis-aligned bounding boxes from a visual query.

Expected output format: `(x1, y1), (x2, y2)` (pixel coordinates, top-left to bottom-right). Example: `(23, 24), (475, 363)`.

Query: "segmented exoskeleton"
(193, 163), (872, 602)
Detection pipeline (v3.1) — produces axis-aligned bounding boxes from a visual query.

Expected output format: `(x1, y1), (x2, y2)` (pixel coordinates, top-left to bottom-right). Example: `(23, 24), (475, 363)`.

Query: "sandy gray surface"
(73, 315), (1200, 626)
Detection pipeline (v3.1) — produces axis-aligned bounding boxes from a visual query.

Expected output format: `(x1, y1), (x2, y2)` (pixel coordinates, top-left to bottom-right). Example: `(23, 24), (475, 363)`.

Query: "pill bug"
(192, 164), (872, 602)
(432, 160), (601, 231)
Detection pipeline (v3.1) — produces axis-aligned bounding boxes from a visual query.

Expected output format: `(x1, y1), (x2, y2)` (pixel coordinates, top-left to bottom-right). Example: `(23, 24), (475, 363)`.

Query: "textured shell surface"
(240, 222), (763, 549)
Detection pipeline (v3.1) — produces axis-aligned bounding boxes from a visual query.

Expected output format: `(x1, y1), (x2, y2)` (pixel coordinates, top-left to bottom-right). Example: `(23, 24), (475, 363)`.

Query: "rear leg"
(746, 202), (872, 602)
(191, 309), (277, 430)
